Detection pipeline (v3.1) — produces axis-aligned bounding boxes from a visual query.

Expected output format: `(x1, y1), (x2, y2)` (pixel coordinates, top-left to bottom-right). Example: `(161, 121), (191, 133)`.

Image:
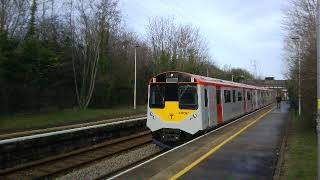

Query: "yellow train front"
(147, 71), (275, 148)
(147, 72), (202, 148)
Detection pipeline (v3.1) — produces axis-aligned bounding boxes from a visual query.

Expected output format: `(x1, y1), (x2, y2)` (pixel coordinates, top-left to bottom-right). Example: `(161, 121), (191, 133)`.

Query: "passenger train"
(146, 71), (275, 148)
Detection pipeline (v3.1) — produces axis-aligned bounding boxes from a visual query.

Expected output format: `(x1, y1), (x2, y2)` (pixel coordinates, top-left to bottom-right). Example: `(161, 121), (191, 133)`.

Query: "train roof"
(149, 71), (271, 90)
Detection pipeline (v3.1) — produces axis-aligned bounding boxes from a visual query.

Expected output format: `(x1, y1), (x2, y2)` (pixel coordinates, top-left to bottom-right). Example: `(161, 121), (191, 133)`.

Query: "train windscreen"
(149, 84), (198, 109)
(178, 85), (198, 109)
(149, 84), (165, 108)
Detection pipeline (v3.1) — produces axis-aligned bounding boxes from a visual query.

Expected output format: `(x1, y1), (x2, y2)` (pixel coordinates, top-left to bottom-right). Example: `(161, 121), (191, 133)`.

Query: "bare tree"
(68, 0), (120, 109)
(0, 0), (30, 37)
(147, 16), (211, 74)
(282, 0), (317, 124)
(147, 17), (176, 72)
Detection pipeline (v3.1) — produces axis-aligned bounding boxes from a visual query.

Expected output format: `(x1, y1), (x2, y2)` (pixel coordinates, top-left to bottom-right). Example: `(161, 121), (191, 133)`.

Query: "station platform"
(113, 102), (289, 179)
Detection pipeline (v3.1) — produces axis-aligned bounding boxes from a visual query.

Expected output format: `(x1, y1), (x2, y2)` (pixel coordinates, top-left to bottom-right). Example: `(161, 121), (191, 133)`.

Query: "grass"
(284, 112), (317, 178)
(0, 105), (146, 133)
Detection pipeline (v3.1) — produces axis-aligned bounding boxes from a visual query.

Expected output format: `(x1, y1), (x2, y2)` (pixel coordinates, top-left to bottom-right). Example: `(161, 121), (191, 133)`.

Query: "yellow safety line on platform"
(169, 107), (274, 180)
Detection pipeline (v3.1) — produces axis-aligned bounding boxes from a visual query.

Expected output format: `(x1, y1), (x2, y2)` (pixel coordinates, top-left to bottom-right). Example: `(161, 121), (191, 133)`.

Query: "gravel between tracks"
(59, 143), (162, 180)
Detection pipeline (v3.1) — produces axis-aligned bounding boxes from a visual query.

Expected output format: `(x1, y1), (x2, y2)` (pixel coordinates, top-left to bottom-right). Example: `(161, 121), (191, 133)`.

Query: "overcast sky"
(119, 0), (285, 79)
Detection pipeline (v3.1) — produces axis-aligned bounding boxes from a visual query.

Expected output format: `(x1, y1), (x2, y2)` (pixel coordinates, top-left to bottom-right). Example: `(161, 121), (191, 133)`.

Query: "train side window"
(204, 89), (208, 107)
(232, 90), (236, 103)
(224, 90), (231, 103)
(247, 91), (251, 101)
(216, 89), (221, 104)
(237, 91), (242, 101)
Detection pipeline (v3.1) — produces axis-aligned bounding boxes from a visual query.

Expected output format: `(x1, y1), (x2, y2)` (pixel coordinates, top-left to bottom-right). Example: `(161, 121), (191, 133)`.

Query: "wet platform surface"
(182, 102), (289, 179)
(113, 102), (289, 179)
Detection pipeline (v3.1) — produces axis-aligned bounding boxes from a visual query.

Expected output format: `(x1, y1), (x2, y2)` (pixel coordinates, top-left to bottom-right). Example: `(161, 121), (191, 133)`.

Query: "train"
(146, 71), (276, 148)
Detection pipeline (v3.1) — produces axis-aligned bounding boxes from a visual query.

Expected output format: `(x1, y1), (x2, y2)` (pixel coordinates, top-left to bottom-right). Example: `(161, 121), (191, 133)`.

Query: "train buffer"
(112, 102), (289, 179)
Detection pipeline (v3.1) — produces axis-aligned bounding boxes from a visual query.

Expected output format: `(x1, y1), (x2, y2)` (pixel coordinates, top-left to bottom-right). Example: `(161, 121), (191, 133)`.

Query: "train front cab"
(147, 73), (202, 146)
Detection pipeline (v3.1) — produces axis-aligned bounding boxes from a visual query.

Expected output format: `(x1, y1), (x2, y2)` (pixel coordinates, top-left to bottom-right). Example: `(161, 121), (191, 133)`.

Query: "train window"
(204, 89), (208, 107)
(238, 91), (242, 101)
(224, 90), (231, 103)
(247, 91), (251, 101)
(178, 85), (198, 109)
(149, 85), (165, 108)
(216, 89), (221, 104)
(232, 90), (236, 103)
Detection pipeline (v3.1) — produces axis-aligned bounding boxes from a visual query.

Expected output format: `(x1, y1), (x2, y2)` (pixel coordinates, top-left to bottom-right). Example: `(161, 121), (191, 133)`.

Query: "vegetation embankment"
(282, 1), (318, 178)
(0, 0), (254, 115)
(283, 0), (317, 127)
(0, 106), (146, 133)
(282, 112), (317, 178)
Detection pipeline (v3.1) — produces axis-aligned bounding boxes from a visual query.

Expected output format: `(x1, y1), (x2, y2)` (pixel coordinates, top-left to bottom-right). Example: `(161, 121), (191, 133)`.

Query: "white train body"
(146, 71), (275, 147)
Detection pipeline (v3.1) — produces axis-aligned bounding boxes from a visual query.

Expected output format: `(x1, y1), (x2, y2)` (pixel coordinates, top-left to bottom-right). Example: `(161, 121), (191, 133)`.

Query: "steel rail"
(0, 131), (152, 179)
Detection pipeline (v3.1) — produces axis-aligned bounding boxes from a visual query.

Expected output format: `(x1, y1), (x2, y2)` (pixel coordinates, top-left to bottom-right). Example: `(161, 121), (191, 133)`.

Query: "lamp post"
(316, 0), (320, 176)
(291, 36), (301, 116)
(134, 45), (140, 110)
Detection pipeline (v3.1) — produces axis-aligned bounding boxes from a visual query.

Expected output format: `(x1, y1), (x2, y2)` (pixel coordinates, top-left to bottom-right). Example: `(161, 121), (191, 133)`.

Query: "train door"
(258, 90), (261, 108)
(216, 87), (223, 123)
(207, 86), (215, 127)
(204, 88), (209, 128)
(256, 90), (258, 108)
(243, 89), (247, 113)
(251, 90), (256, 110)
(252, 90), (256, 109)
(251, 90), (255, 109)
(260, 91), (263, 107)
(246, 90), (253, 112)
(261, 91), (264, 105)
(257, 90), (260, 108)
(251, 90), (254, 111)
(236, 88), (242, 116)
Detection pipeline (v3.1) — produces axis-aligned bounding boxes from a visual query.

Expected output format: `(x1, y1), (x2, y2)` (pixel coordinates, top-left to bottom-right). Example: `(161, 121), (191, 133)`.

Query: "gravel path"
(59, 144), (162, 180)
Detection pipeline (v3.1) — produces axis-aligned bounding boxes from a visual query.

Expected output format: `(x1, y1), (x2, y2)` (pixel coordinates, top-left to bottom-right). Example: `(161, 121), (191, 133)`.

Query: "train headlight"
(193, 114), (197, 118)
(150, 112), (155, 119)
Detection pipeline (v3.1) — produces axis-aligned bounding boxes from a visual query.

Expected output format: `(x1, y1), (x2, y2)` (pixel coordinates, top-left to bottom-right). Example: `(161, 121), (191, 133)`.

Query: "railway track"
(0, 131), (152, 179)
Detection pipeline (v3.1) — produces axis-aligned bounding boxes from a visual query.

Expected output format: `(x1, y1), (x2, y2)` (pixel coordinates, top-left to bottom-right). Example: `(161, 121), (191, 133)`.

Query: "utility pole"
(298, 40), (301, 116)
(291, 36), (301, 116)
(134, 45), (140, 110)
(316, 0), (320, 176)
